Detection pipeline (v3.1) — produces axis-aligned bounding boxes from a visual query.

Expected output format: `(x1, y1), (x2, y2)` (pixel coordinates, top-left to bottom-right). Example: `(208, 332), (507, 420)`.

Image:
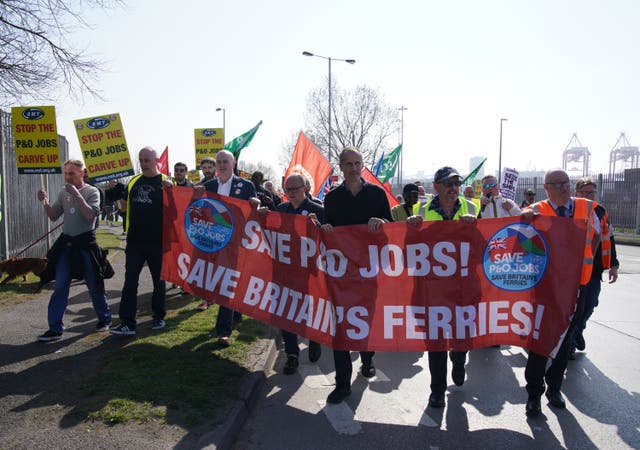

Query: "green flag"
(377, 144), (402, 183)
(224, 120), (263, 158)
(462, 157), (487, 185)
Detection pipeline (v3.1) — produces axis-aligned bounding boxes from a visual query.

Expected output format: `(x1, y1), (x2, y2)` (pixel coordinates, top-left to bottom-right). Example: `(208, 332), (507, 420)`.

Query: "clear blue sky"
(51, 0), (640, 183)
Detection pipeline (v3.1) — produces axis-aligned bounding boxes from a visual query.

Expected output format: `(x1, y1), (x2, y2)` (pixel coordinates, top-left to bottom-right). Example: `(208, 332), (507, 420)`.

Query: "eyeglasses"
(483, 182), (498, 189)
(546, 180), (570, 189)
(438, 180), (462, 188)
(284, 185), (304, 193)
(577, 190), (596, 195)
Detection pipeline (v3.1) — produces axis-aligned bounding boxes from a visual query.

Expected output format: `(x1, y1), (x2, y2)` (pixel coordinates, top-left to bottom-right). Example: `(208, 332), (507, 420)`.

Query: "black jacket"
(37, 231), (114, 291)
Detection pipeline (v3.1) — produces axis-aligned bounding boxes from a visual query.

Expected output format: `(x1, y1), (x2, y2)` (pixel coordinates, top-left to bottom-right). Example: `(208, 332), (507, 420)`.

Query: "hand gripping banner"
(161, 187), (586, 356)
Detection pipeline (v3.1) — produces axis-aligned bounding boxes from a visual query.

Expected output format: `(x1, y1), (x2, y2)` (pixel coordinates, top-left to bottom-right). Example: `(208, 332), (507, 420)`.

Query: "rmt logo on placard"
(201, 129), (217, 137)
(87, 117), (111, 130)
(21, 108), (45, 120)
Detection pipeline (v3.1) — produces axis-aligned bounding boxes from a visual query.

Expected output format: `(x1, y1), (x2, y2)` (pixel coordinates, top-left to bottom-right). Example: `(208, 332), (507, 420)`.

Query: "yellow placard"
(473, 179), (483, 198)
(187, 169), (201, 184)
(194, 128), (224, 168)
(11, 106), (61, 174)
(74, 113), (134, 183)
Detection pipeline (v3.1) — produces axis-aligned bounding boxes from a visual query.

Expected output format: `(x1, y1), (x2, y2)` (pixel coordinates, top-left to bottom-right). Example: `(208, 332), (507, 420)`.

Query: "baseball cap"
(433, 166), (461, 183)
(402, 183), (419, 194)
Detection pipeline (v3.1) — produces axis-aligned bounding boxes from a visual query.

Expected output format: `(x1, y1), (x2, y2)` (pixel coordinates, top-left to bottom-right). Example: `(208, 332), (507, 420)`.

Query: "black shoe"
(545, 389), (566, 409)
(526, 396), (542, 417)
(428, 392), (445, 408)
(38, 330), (62, 342)
(568, 347), (576, 360)
(327, 386), (351, 404)
(452, 362), (465, 386)
(308, 341), (322, 363)
(361, 362), (376, 378)
(283, 355), (299, 375)
(575, 333), (586, 351)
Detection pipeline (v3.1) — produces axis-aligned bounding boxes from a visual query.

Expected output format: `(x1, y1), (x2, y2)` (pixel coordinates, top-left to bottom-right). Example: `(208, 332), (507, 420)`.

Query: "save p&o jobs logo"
(185, 198), (234, 253)
(483, 223), (548, 292)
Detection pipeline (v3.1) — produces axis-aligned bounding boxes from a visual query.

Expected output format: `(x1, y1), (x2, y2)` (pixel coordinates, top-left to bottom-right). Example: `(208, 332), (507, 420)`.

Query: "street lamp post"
(216, 107), (226, 142)
(302, 51), (355, 164)
(398, 106), (408, 186)
(498, 118), (508, 183)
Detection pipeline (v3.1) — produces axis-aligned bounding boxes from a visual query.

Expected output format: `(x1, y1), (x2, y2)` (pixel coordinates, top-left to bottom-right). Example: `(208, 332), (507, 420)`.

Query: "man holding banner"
(321, 147), (392, 404)
(407, 166), (478, 408)
(201, 150), (259, 347)
(262, 173), (325, 374)
(111, 147), (168, 336)
(522, 168), (600, 417)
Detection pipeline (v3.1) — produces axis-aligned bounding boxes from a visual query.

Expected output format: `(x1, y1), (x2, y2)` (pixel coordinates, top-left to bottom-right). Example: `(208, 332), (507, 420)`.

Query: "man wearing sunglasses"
(407, 166), (477, 408)
(480, 175), (521, 218)
(258, 173), (324, 375)
(173, 162), (194, 187)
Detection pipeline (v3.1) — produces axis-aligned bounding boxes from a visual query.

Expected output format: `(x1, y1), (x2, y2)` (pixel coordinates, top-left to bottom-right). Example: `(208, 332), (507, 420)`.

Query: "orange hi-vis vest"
(530, 198), (597, 285)
(598, 208), (612, 269)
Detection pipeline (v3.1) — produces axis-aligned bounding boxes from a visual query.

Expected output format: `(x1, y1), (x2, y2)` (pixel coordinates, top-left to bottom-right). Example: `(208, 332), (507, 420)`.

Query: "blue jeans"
(48, 247), (111, 333)
(118, 240), (166, 328)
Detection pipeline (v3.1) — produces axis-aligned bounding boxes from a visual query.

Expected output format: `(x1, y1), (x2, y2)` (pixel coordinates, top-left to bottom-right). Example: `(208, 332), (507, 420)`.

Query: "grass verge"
(82, 300), (271, 426)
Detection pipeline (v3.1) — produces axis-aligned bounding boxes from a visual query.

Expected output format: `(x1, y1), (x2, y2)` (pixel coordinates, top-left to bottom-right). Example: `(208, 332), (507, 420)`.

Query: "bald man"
(111, 147), (169, 336)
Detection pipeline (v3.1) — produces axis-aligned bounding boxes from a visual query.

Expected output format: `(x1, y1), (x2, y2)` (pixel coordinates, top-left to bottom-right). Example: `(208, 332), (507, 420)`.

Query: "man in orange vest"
(571, 177), (619, 358)
(521, 169), (601, 417)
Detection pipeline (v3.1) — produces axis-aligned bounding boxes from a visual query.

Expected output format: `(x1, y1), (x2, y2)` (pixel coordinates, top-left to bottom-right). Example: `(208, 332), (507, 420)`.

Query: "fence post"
(636, 187), (640, 234)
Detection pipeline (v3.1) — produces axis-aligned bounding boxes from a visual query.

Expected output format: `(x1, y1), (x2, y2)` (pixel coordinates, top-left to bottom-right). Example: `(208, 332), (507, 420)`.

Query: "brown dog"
(0, 257), (47, 284)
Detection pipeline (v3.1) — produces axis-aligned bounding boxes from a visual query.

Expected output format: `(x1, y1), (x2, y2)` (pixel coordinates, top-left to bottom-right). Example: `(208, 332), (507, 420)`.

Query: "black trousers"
(525, 286), (587, 397)
(119, 240), (166, 328)
(333, 350), (374, 388)
(428, 351), (467, 394)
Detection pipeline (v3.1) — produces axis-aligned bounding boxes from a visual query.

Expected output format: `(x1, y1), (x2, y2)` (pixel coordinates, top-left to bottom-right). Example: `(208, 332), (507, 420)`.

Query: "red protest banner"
(162, 187), (586, 357)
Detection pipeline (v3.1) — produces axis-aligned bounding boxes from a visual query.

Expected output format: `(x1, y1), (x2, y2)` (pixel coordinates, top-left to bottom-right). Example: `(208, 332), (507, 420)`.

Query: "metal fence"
(515, 169), (640, 233)
(0, 109), (69, 259)
(392, 169), (640, 234)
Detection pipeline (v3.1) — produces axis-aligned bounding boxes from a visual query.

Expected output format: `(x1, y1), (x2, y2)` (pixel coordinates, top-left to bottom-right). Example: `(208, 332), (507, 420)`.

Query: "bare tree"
(237, 160), (279, 185)
(0, 0), (121, 106)
(302, 79), (399, 168)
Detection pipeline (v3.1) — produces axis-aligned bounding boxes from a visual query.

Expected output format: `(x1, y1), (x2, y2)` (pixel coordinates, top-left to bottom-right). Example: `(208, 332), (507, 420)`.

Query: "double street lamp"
(302, 51), (356, 163)
(498, 118), (508, 183)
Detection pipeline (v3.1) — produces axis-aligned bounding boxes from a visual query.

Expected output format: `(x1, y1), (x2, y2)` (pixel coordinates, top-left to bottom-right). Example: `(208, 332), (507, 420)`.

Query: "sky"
(46, 0), (640, 184)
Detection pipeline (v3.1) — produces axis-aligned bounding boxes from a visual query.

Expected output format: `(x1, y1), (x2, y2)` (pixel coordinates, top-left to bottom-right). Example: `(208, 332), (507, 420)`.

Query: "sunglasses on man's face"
(439, 180), (461, 188)
(483, 182), (498, 189)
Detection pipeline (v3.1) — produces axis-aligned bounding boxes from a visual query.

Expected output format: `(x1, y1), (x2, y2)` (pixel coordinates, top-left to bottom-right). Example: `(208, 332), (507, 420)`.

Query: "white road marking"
(319, 400), (363, 435)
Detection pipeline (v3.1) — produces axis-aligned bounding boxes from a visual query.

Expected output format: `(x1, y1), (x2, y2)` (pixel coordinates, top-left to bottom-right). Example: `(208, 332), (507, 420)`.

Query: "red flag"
(157, 146), (169, 176)
(283, 132), (332, 197)
(362, 168), (400, 207)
